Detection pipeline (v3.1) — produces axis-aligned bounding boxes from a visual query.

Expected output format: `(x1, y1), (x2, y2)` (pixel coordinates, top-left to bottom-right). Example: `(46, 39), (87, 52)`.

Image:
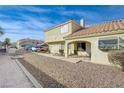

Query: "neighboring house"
(45, 19), (124, 65)
(16, 38), (43, 49)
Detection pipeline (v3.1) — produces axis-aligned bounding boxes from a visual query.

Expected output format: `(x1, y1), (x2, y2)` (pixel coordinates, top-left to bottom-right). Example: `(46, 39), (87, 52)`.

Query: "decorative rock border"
(15, 59), (43, 88)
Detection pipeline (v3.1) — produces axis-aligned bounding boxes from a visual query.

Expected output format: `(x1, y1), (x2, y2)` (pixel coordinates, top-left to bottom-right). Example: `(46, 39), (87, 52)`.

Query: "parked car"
(31, 47), (37, 52)
(25, 45), (36, 51)
(35, 46), (41, 52)
(36, 46), (48, 52)
(24, 44), (48, 52)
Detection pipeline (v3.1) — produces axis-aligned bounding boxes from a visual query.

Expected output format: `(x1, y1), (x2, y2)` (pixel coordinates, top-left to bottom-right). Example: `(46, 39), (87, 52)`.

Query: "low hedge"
(108, 50), (124, 71)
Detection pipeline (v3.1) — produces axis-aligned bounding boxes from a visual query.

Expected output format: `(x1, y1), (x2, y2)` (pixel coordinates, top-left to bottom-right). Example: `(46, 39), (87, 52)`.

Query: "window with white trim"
(60, 24), (69, 33)
(119, 38), (124, 49)
(98, 37), (119, 50)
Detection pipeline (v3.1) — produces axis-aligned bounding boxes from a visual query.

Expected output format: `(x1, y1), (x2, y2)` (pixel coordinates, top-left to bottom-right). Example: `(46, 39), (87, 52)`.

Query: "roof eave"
(64, 30), (124, 40)
(44, 19), (82, 32)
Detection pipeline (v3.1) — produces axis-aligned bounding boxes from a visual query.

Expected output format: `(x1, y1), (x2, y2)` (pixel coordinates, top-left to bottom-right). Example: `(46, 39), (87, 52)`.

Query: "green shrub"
(108, 50), (124, 71)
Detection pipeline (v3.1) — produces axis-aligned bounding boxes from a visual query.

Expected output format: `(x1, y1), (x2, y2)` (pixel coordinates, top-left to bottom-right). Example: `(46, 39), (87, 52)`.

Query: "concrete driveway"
(0, 52), (34, 88)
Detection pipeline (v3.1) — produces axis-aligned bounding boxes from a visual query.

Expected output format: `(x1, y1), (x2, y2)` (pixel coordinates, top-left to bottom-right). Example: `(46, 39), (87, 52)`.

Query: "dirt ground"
(18, 53), (124, 88)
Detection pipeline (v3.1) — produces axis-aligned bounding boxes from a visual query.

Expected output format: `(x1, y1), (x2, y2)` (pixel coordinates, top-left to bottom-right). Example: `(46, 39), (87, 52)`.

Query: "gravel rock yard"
(18, 53), (124, 88)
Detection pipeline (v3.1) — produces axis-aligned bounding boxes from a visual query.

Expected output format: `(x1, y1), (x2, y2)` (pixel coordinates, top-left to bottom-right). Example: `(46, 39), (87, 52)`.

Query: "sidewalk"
(34, 52), (90, 63)
(0, 53), (34, 88)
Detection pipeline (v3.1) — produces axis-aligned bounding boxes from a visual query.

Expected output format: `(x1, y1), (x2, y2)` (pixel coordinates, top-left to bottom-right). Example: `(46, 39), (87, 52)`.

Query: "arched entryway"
(65, 41), (91, 59)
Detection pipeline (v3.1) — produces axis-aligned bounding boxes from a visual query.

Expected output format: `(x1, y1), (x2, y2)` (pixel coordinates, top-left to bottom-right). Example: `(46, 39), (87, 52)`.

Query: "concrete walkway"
(34, 52), (90, 63)
(0, 53), (34, 88)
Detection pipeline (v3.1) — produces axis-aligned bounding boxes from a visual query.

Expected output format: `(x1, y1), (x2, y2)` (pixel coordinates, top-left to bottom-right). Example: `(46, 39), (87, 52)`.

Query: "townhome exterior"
(45, 19), (82, 55)
(45, 19), (124, 65)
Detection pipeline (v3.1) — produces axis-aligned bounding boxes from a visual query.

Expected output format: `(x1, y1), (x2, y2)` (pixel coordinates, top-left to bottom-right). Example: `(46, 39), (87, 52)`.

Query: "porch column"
(65, 41), (69, 58)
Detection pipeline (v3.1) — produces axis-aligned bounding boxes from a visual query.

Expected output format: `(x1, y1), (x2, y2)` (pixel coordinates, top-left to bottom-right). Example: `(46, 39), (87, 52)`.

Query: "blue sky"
(0, 5), (124, 42)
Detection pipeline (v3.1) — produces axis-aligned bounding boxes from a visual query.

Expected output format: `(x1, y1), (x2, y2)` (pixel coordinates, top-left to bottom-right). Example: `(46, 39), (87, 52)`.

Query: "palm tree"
(1, 38), (11, 53)
(3, 38), (11, 48)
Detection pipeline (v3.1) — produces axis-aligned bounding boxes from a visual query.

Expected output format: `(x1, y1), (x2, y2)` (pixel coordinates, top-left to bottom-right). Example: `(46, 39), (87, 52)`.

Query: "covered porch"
(65, 41), (91, 60)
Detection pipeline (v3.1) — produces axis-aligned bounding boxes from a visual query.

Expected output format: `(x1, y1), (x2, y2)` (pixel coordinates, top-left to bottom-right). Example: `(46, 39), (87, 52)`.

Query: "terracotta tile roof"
(67, 19), (124, 38)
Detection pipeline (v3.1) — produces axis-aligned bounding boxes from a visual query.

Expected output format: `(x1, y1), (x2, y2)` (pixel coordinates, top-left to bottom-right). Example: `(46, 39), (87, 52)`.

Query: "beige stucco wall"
(86, 42), (91, 56)
(65, 32), (124, 65)
(72, 22), (82, 32)
(45, 20), (82, 54)
(68, 43), (75, 55)
(48, 42), (65, 54)
(45, 23), (70, 42)
(49, 43), (60, 54)
(45, 21), (71, 54)
(45, 20), (81, 43)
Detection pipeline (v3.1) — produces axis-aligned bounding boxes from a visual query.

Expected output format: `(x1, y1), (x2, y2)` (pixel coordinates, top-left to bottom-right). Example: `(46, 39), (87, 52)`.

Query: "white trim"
(65, 30), (124, 40)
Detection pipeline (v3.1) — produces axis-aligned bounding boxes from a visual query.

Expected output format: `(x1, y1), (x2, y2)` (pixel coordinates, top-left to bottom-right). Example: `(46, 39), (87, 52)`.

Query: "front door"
(77, 42), (86, 51)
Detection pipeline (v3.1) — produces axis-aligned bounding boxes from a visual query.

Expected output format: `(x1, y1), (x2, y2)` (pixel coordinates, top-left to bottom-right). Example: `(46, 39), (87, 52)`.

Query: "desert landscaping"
(18, 53), (124, 88)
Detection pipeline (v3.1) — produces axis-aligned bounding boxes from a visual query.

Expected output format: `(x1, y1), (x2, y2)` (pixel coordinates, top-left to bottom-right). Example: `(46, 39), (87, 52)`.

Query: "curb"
(15, 59), (43, 88)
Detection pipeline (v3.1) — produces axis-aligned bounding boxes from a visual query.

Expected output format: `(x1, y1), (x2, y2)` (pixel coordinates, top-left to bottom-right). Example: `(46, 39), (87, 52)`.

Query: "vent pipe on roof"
(80, 19), (85, 28)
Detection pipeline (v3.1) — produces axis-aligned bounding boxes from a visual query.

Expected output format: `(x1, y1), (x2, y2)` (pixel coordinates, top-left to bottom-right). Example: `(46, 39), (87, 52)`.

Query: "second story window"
(60, 24), (69, 34)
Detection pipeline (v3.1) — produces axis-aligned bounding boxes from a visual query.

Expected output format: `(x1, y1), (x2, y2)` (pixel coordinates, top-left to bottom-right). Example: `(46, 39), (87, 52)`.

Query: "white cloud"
(61, 9), (103, 20)
(0, 13), (54, 37)
(0, 6), (52, 13)
(18, 6), (52, 13)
